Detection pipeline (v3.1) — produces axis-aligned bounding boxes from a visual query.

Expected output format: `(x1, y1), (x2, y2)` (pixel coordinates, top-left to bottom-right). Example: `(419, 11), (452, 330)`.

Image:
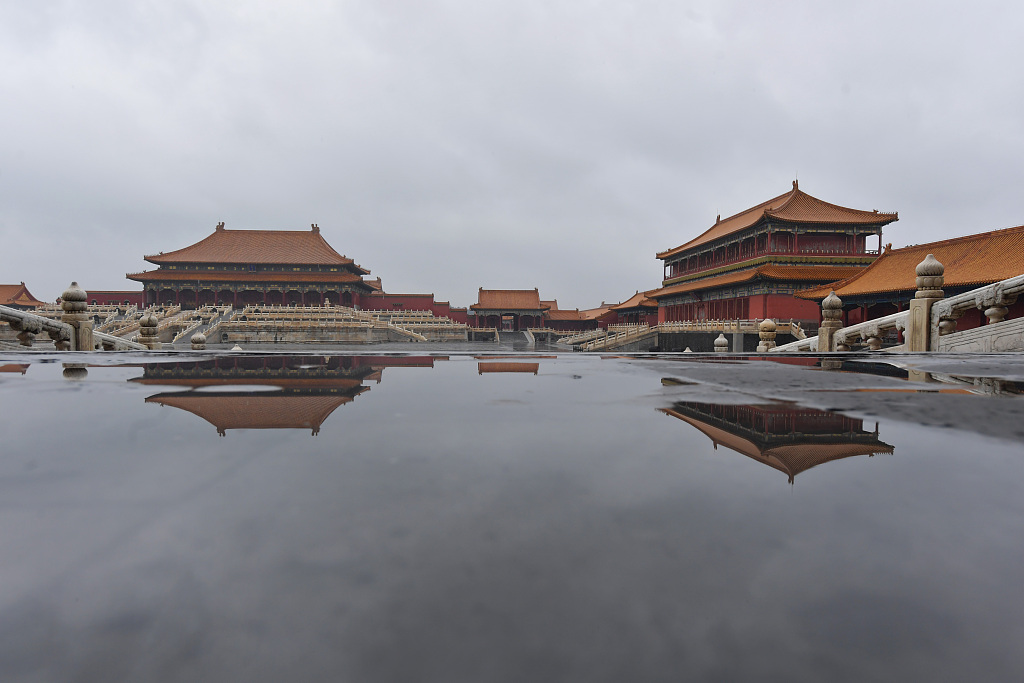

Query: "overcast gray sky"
(2, 1), (1022, 307)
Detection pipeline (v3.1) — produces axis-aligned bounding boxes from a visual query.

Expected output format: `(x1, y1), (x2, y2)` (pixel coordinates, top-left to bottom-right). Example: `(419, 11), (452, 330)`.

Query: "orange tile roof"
(609, 290), (659, 311)
(579, 305), (612, 320)
(127, 270), (368, 285)
(145, 225), (367, 272)
(0, 283), (45, 307)
(657, 182), (897, 259)
(650, 264), (864, 299)
(471, 289), (548, 310)
(797, 224), (1024, 299)
(545, 309), (585, 321)
(540, 300), (558, 310)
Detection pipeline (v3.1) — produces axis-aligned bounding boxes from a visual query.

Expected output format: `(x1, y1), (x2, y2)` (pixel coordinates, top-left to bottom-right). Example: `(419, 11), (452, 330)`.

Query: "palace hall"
(128, 223), (380, 309)
(651, 181), (898, 326)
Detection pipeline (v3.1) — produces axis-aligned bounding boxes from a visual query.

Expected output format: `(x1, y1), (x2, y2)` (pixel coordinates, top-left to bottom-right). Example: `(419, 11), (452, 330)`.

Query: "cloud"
(2, 0), (1022, 304)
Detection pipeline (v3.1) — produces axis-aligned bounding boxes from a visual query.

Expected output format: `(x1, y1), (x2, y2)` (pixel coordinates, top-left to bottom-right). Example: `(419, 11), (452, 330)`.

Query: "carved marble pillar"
(138, 313), (161, 350)
(757, 319), (776, 351)
(907, 253), (944, 352)
(60, 282), (92, 351)
(819, 291), (843, 352)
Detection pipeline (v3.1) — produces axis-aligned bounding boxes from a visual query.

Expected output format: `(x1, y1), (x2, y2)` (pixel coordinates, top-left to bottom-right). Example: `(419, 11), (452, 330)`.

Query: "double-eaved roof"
(797, 224), (1024, 300)
(145, 224), (367, 273)
(657, 181), (897, 260)
(471, 289), (548, 311)
(650, 264), (865, 300)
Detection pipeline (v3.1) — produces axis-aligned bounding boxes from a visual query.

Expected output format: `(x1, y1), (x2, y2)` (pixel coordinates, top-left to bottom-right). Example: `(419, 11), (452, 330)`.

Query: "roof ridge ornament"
(215, 221), (225, 231)
(792, 179), (799, 190)
(311, 223), (319, 233)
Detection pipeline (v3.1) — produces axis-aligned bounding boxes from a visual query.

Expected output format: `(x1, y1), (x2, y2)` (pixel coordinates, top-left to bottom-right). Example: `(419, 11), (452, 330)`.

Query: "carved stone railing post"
(7, 317), (38, 347)
(819, 291), (843, 352)
(757, 319), (776, 351)
(138, 312), (161, 350)
(60, 282), (93, 351)
(907, 254), (944, 351)
(714, 333), (729, 353)
(191, 332), (207, 350)
(984, 304), (1009, 324)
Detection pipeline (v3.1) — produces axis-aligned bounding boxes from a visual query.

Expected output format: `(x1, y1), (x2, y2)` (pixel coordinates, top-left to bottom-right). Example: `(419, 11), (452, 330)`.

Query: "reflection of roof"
(471, 289), (548, 311)
(0, 364), (30, 374)
(0, 283), (45, 308)
(609, 291), (659, 311)
(148, 391), (363, 436)
(145, 226), (367, 272)
(477, 362), (540, 374)
(662, 402), (894, 484)
(658, 182), (897, 259)
(127, 270), (367, 284)
(650, 264), (864, 299)
(133, 377), (367, 390)
(798, 224), (1024, 299)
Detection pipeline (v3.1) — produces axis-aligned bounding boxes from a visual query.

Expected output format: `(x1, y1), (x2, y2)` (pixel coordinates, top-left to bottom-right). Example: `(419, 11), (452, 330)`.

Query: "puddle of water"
(0, 352), (1022, 681)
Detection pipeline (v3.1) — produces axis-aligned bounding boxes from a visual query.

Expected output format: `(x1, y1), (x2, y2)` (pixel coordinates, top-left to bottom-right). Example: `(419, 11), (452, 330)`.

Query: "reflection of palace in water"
(133, 356), (442, 436)
(661, 397), (894, 483)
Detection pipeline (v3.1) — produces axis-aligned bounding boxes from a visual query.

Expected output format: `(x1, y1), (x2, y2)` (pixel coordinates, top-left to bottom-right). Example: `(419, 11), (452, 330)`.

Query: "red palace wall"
(762, 294), (821, 322)
(360, 293), (468, 323)
(88, 290), (146, 307)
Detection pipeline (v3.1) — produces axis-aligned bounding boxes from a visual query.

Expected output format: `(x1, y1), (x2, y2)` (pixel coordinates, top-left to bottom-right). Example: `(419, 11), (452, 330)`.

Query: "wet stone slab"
(0, 351), (1022, 682)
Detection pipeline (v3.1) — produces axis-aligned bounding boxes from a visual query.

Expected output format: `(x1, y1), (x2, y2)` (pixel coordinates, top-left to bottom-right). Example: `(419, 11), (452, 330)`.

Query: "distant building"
(0, 282), (45, 309)
(470, 289), (550, 330)
(128, 223), (378, 308)
(650, 181), (897, 326)
(468, 290), (602, 331)
(127, 222), (466, 321)
(797, 224), (1024, 330)
(604, 291), (659, 327)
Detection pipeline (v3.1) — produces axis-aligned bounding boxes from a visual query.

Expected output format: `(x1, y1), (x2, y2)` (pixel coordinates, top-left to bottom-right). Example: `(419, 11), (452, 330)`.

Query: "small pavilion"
(470, 289), (550, 330)
(605, 291), (660, 326)
(0, 282), (45, 309)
